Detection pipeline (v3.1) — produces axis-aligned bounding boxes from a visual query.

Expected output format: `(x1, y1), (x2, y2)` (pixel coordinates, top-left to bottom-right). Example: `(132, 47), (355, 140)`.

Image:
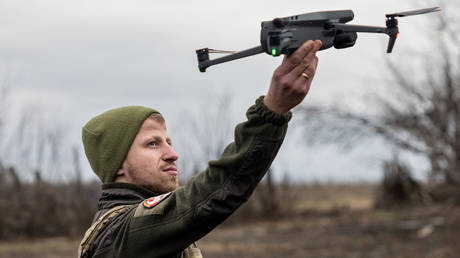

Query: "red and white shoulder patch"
(143, 193), (171, 209)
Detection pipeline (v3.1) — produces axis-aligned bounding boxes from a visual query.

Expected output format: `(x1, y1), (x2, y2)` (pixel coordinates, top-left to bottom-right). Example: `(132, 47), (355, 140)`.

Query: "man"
(79, 40), (322, 258)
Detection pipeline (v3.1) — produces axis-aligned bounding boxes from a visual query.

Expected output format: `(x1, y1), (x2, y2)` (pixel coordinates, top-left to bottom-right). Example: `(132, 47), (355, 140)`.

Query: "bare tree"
(375, 155), (427, 208)
(299, 3), (460, 196)
(172, 93), (236, 181)
(0, 102), (73, 182)
(73, 145), (83, 184)
(0, 71), (10, 156)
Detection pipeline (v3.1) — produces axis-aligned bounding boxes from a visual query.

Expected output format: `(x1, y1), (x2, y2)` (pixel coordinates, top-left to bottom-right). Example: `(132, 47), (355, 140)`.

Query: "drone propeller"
(385, 6), (441, 18)
(383, 6), (441, 53)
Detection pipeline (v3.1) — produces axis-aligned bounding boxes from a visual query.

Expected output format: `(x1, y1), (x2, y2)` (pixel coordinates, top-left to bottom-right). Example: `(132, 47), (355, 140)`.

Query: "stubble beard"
(127, 163), (178, 194)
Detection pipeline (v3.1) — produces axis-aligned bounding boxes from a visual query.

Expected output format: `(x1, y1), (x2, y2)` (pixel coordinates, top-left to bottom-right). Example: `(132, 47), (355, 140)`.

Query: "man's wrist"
(253, 96), (292, 125)
(262, 95), (290, 115)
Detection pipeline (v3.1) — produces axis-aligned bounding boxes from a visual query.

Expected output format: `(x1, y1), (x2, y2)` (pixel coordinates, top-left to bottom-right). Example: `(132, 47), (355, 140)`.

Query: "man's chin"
(145, 181), (178, 194)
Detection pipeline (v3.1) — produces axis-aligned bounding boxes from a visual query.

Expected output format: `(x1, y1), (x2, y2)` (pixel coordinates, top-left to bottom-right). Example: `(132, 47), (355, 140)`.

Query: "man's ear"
(116, 161), (127, 177)
(114, 161), (130, 183)
(116, 169), (125, 177)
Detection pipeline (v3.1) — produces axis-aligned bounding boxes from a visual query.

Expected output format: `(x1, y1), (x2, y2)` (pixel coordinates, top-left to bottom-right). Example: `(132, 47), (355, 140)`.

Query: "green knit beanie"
(82, 106), (160, 183)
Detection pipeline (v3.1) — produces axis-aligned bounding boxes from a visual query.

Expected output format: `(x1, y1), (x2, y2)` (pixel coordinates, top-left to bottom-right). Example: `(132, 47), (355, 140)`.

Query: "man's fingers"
(287, 41), (321, 78)
(296, 55), (319, 85)
(286, 40), (317, 66)
(285, 56), (318, 101)
(288, 51), (318, 79)
(305, 55), (319, 77)
(275, 40), (316, 75)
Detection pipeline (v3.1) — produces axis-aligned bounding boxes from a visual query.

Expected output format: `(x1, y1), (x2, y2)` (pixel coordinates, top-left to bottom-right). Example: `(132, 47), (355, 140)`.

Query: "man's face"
(117, 117), (179, 193)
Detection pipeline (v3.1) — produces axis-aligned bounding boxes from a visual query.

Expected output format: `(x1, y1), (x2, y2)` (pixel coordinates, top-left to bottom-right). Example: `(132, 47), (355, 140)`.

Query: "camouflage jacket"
(79, 97), (291, 258)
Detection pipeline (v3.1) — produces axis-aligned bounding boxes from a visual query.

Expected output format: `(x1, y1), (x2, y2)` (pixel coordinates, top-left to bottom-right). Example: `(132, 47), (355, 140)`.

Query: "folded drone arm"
(331, 23), (399, 53)
(332, 23), (388, 34)
(197, 46), (264, 72)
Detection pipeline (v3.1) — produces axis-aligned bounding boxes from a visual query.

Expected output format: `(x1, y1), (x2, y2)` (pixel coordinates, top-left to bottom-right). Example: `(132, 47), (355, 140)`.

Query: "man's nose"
(162, 145), (179, 162)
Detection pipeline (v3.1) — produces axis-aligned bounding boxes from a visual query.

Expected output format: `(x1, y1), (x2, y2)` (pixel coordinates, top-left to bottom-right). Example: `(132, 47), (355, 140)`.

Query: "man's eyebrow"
(143, 135), (161, 142)
(143, 135), (172, 144)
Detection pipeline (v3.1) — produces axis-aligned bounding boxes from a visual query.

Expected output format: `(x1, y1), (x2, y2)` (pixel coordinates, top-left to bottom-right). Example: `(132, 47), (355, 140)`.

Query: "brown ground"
(199, 205), (459, 258)
(1, 184), (459, 258)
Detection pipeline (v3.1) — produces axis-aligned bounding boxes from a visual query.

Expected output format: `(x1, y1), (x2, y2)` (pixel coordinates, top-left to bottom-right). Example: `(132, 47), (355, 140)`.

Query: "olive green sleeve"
(112, 96), (292, 258)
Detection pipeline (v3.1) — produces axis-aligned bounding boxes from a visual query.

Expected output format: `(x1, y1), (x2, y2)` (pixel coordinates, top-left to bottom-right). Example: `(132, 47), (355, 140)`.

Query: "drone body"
(196, 7), (441, 72)
(260, 10), (356, 56)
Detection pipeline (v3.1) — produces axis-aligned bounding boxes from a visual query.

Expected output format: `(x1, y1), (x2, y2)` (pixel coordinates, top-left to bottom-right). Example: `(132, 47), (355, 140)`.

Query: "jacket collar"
(98, 182), (158, 210)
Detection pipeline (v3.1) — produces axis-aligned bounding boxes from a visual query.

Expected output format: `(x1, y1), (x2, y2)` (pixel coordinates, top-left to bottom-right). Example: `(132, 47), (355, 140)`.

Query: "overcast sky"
(0, 0), (443, 182)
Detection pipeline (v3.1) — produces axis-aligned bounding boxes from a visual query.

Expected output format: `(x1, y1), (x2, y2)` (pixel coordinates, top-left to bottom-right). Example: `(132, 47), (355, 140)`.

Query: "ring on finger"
(301, 72), (310, 80)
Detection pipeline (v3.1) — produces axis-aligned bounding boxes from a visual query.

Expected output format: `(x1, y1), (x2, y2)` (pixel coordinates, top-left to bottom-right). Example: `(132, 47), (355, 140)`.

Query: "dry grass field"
(0, 184), (458, 258)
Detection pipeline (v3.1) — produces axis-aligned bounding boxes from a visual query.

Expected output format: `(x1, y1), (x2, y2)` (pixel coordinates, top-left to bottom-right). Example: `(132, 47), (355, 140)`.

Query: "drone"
(196, 7), (441, 72)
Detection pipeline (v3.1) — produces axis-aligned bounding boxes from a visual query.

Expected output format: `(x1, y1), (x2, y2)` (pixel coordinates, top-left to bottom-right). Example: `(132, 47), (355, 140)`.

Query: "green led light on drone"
(271, 48), (277, 56)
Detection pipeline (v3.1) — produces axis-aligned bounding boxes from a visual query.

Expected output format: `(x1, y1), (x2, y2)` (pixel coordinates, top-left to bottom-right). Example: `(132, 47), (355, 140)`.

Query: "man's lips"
(163, 166), (178, 176)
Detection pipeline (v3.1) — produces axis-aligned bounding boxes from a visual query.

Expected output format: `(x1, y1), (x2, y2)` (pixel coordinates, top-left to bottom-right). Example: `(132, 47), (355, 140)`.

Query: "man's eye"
(148, 141), (157, 147)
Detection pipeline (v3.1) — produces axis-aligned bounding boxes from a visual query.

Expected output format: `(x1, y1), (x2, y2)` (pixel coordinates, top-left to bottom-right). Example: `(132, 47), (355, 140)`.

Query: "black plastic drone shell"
(260, 10), (355, 55)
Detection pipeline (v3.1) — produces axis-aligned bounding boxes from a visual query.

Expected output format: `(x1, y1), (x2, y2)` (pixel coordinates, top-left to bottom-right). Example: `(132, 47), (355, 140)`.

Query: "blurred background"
(1, 0), (459, 257)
